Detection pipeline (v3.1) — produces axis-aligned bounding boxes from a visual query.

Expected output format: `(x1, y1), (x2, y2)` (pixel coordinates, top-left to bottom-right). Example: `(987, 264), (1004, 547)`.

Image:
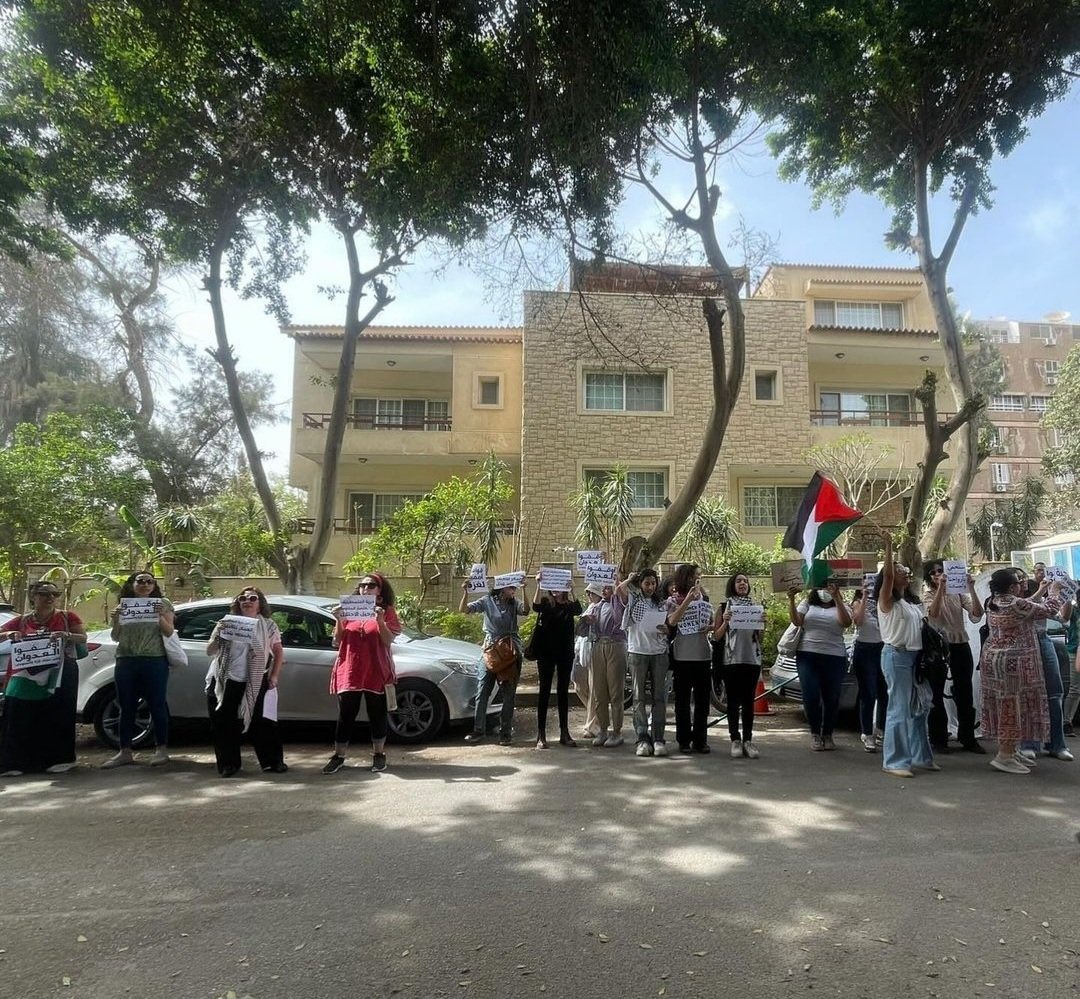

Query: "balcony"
(289, 517), (518, 537)
(808, 409), (957, 468)
(302, 412), (452, 431)
(810, 409), (934, 428)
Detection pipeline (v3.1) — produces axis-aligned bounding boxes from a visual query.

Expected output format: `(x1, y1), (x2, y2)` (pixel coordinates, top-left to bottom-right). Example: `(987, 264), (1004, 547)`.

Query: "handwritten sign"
(218, 614), (258, 643)
(339, 594), (376, 620)
(493, 571), (526, 590)
(1043, 565), (1077, 598)
(728, 603), (765, 630)
(119, 597), (161, 625)
(944, 559), (969, 595)
(10, 636), (63, 673)
(636, 609), (669, 637)
(539, 567), (572, 592)
(585, 563), (617, 586)
(575, 550), (604, 574)
(862, 573), (877, 600)
(677, 600), (713, 634)
(466, 563), (489, 593)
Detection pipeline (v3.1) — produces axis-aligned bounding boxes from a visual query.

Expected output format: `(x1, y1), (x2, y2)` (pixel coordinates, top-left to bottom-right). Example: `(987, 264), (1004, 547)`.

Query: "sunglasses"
(35, 589), (60, 598)
(134, 577), (156, 584)
(357, 581), (379, 590)
(238, 594), (259, 603)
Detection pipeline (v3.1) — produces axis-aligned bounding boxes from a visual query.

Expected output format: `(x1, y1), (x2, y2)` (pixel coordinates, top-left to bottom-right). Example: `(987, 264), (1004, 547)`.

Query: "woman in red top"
(322, 573), (401, 775)
(0, 580), (87, 776)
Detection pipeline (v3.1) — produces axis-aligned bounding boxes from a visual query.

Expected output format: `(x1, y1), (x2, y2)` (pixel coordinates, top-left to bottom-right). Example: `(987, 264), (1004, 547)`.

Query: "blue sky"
(165, 88), (1080, 473)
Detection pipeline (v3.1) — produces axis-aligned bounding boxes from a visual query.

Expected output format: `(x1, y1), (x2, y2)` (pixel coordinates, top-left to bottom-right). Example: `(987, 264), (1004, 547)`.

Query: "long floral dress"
(979, 595), (1058, 744)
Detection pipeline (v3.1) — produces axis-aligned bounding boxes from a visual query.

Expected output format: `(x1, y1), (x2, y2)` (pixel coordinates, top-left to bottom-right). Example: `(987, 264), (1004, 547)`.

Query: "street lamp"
(989, 520), (1005, 562)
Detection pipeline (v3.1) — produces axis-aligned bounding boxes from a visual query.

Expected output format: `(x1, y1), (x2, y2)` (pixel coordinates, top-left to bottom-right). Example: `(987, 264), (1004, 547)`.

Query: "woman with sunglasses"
(324, 573), (401, 774)
(205, 588), (286, 777)
(102, 572), (174, 769)
(0, 581), (87, 776)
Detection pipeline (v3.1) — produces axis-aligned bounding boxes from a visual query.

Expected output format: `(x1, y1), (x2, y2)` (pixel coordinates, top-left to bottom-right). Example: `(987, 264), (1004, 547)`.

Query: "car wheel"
(387, 679), (448, 744)
(710, 672), (728, 714)
(91, 686), (158, 749)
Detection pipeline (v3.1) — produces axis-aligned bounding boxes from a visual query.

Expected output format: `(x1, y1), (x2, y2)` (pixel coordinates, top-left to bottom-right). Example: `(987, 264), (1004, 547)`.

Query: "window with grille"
(583, 468), (667, 509)
(991, 463), (1011, 486)
(813, 300), (904, 329)
(351, 397), (449, 428)
(743, 485), (806, 527)
(1030, 395), (1051, 413)
(583, 371), (666, 411)
(989, 394), (1025, 412)
(345, 491), (424, 530)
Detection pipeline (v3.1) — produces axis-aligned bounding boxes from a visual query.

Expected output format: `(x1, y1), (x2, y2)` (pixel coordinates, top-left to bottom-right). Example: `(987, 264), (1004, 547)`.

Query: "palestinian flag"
(782, 473), (863, 586)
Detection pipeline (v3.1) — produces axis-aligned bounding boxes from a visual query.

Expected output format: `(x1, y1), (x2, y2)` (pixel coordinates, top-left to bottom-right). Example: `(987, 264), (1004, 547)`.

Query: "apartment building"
(286, 324), (522, 572)
(973, 315), (1080, 504)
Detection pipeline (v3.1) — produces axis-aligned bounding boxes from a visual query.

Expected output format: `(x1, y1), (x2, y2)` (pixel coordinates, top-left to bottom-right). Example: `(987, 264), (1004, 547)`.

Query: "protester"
(787, 580), (850, 751)
(618, 569), (670, 758)
(667, 564), (713, 754)
(205, 587), (286, 777)
(1062, 594), (1080, 735)
(573, 588), (602, 739)
(461, 576), (530, 746)
(981, 567), (1061, 774)
(1019, 563), (1073, 761)
(923, 560), (985, 753)
(581, 579), (627, 748)
(531, 573), (582, 748)
(851, 584), (885, 752)
(712, 573), (762, 759)
(876, 538), (935, 777)
(0, 581), (86, 776)
(322, 574), (401, 773)
(102, 571), (174, 769)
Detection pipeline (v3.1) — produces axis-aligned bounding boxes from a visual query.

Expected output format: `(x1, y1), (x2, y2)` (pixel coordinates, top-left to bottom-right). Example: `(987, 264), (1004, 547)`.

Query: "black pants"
(336, 690), (388, 745)
(925, 656), (950, 748)
(723, 663), (761, 743)
(672, 658), (711, 749)
(947, 642), (976, 745)
(536, 653), (573, 736)
(207, 676), (284, 774)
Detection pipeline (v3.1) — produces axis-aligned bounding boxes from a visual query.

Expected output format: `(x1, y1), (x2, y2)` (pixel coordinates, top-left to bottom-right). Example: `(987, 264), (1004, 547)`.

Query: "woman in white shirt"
(618, 569), (671, 757)
(876, 536), (935, 778)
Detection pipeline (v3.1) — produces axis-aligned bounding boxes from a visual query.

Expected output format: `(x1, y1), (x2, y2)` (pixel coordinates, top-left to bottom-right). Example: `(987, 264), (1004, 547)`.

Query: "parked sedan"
(768, 645), (859, 713)
(77, 595), (495, 748)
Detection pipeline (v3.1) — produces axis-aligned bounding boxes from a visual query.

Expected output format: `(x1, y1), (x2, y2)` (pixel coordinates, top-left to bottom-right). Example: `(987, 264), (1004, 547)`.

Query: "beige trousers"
(591, 638), (626, 734)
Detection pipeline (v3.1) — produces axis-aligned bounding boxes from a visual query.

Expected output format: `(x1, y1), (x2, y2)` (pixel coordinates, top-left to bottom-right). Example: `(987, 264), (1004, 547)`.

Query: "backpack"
(916, 619), (950, 684)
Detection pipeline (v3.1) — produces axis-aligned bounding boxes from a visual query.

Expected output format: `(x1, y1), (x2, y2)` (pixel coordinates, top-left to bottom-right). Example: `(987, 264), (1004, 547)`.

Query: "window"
(345, 491), (424, 531)
(273, 608), (334, 649)
(176, 607), (228, 642)
(583, 468), (667, 509)
(991, 463), (1011, 486)
(583, 371), (666, 412)
(989, 394), (1025, 412)
(1030, 395), (1051, 413)
(478, 377), (501, 406)
(986, 321), (1020, 344)
(816, 390), (913, 426)
(754, 369), (778, 402)
(743, 485), (806, 527)
(1030, 323), (1053, 340)
(813, 300), (904, 329)
(1044, 360), (1060, 376)
(351, 397), (450, 430)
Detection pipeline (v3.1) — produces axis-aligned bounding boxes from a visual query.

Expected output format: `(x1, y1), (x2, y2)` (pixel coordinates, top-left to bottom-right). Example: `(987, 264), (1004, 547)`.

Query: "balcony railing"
(289, 517), (518, 537)
(302, 412), (452, 431)
(809, 409), (953, 428)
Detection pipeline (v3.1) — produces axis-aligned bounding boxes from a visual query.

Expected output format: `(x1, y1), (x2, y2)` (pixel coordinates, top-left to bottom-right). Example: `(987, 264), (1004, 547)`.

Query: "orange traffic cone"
(753, 677), (775, 716)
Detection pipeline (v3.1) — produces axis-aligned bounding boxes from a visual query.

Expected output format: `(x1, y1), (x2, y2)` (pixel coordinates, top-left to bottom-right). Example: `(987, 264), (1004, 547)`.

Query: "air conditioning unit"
(1038, 336), (1058, 347)
(1046, 374), (1058, 386)
(993, 483), (1008, 493)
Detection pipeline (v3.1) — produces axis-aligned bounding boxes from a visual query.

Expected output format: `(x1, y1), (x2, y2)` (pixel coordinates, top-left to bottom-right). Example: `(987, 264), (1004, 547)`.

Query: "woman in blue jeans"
(102, 571), (175, 769)
(787, 581), (850, 751)
(876, 536), (935, 778)
(851, 586), (885, 753)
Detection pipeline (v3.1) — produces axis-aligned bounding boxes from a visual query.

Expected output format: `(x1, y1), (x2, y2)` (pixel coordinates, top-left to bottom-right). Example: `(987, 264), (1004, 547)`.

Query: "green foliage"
(968, 477), (1047, 560)
(428, 609), (484, 644)
(1043, 343), (1080, 485)
(570, 465), (636, 556)
(718, 541), (774, 578)
(761, 596), (792, 669)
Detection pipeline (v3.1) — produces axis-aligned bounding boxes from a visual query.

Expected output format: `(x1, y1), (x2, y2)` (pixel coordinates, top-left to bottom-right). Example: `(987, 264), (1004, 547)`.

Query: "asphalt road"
(1, 709), (1078, 999)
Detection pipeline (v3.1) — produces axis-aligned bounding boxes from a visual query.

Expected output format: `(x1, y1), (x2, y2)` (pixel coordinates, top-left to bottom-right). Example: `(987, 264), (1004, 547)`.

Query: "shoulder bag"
(483, 635), (519, 683)
(163, 630), (188, 669)
(776, 622), (803, 657)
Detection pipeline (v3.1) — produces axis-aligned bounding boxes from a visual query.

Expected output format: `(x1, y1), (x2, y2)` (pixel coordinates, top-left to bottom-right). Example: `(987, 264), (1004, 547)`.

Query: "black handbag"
(916, 619), (950, 684)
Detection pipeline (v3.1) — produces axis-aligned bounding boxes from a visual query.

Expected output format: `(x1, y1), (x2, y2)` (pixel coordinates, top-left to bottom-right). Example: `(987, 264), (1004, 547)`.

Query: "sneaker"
(45, 761), (78, 774)
(498, 734), (512, 746)
(101, 749), (134, 770)
(883, 767), (915, 778)
(604, 733), (625, 748)
(730, 740), (743, 759)
(692, 742), (710, 754)
(873, 727), (884, 741)
(149, 748), (169, 767)
(592, 731), (609, 748)
(915, 761), (942, 772)
(635, 740), (652, 757)
(463, 731), (485, 744)
(743, 741), (760, 759)
(582, 728), (598, 740)
(861, 734), (877, 753)
(322, 754), (346, 775)
(1, 769), (24, 777)
(1016, 749), (1038, 765)
(821, 736), (836, 751)
(810, 735), (824, 752)
(678, 744), (693, 754)
(262, 762), (289, 773)
(652, 741), (669, 757)
(371, 753), (387, 772)
(1050, 748), (1075, 761)
(991, 756), (1031, 774)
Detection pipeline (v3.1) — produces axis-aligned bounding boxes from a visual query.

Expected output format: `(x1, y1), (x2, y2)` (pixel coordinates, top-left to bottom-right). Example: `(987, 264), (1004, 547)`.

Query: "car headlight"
(440, 659), (478, 676)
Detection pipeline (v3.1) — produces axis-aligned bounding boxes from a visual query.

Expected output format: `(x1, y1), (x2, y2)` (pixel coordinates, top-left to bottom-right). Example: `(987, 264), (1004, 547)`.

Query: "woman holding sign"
(666, 564), (714, 754)
(712, 573), (763, 759)
(102, 572), (174, 769)
(619, 569), (670, 757)
(205, 588), (286, 777)
(324, 573), (402, 774)
(0, 581), (86, 776)
(531, 570), (582, 748)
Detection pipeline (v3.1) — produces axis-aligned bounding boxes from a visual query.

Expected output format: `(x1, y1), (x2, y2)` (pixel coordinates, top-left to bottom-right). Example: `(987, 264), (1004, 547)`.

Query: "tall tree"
(761, 0), (1080, 568)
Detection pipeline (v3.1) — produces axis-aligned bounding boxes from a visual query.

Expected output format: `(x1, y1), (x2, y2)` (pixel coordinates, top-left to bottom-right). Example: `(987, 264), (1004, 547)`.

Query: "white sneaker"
(743, 741), (760, 759)
(992, 756), (1031, 774)
(635, 740), (652, 757)
(604, 733), (625, 748)
(592, 731), (609, 748)
(861, 733), (877, 753)
(45, 761), (77, 774)
(101, 750), (134, 769)
(150, 748), (170, 767)
(1016, 749), (1037, 765)
(730, 740), (743, 759)
(652, 741), (669, 757)
(1051, 748), (1075, 761)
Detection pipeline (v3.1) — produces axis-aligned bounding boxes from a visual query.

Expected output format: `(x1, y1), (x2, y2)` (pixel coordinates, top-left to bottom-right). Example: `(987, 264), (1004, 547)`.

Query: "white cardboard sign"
(1043, 565), (1077, 598)
(218, 614), (258, 643)
(943, 559), (969, 595)
(119, 597), (161, 625)
(862, 573), (877, 599)
(728, 603), (765, 630)
(677, 600), (713, 635)
(493, 571), (526, 590)
(10, 636), (63, 673)
(339, 594), (377, 620)
(585, 563), (617, 586)
(575, 550), (604, 573)
(538, 567), (572, 592)
(466, 563), (489, 593)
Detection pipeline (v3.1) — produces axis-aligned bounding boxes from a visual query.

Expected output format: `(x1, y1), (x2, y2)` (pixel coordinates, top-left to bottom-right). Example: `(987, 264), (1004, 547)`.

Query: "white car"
(77, 595), (497, 747)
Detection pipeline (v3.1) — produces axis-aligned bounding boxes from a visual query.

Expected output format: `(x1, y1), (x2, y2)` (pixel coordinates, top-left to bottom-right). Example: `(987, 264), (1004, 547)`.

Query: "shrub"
(428, 610), (484, 643)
